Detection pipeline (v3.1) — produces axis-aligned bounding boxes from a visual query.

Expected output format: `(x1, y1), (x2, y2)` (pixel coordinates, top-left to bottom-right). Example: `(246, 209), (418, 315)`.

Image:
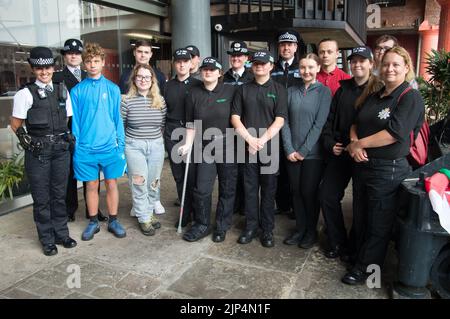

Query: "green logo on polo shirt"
(216, 98), (227, 103)
(267, 93), (276, 100)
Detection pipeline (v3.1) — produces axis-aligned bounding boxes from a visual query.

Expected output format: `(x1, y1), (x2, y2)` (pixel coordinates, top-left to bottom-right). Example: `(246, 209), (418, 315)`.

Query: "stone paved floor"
(0, 159), (395, 299)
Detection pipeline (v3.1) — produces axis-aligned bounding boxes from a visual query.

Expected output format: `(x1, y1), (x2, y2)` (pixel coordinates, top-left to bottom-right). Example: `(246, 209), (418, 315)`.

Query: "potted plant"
(417, 49), (450, 159)
(0, 153), (25, 201)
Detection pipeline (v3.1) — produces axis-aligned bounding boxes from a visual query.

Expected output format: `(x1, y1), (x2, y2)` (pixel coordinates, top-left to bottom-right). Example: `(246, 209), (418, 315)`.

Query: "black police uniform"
(163, 75), (202, 226)
(23, 82), (71, 247)
(351, 81), (425, 272)
(184, 82), (237, 240)
(319, 78), (368, 256)
(223, 68), (254, 86)
(53, 65), (86, 220)
(231, 78), (288, 235)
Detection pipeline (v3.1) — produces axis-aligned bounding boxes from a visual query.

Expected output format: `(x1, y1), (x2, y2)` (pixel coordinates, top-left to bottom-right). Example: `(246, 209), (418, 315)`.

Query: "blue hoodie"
(71, 75), (125, 155)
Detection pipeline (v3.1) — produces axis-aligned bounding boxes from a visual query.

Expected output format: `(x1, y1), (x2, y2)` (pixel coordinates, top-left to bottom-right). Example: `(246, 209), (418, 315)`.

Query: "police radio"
(37, 88), (47, 99)
(58, 82), (67, 108)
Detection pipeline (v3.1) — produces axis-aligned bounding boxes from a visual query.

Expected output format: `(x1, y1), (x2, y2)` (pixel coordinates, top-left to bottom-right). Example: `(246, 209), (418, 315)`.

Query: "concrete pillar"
(418, 21), (439, 80)
(437, 0), (450, 51)
(171, 0), (211, 59)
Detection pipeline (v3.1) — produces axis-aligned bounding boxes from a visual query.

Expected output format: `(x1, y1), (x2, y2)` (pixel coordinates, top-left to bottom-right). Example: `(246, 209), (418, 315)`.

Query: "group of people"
(12, 31), (425, 286)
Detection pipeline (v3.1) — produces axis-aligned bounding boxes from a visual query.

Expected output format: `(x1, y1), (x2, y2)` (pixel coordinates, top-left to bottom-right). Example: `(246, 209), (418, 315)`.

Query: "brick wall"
(377, 0), (426, 29)
(424, 0), (441, 26)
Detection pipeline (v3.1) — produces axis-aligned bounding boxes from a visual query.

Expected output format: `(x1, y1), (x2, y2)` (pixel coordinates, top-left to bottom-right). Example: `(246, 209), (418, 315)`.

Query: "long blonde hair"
(125, 64), (164, 109)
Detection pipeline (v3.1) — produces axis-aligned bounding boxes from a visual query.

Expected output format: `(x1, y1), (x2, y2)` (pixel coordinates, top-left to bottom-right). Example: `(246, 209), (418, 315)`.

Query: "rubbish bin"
(394, 154), (450, 299)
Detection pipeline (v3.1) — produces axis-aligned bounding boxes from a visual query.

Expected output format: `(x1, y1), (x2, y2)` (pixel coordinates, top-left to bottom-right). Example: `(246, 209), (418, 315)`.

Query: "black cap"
(278, 30), (300, 44)
(185, 45), (200, 57)
(251, 50), (274, 64)
(199, 57), (222, 70)
(28, 46), (55, 67)
(60, 39), (83, 55)
(347, 46), (373, 61)
(173, 48), (192, 61)
(227, 41), (249, 55)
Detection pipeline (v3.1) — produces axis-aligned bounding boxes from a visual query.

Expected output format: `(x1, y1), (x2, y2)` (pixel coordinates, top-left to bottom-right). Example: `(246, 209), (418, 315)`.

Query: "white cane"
(177, 144), (193, 234)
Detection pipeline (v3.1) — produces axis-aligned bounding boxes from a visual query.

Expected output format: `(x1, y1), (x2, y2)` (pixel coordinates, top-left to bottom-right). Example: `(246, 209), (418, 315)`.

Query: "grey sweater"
(282, 81), (331, 160)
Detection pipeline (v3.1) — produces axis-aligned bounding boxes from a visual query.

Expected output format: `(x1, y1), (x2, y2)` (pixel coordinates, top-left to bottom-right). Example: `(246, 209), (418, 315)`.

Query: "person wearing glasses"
(121, 65), (166, 236)
(372, 35), (398, 77)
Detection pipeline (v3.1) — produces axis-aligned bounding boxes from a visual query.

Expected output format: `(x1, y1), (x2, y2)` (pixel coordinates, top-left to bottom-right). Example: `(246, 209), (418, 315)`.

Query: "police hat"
(227, 41), (249, 55)
(251, 50), (274, 64)
(60, 39), (83, 55)
(185, 45), (200, 57)
(199, 57), (222, 70)
(277, 30), (300, 44)
(347, 46), (374, 61)
(173, 48), (192, 61)
(27, 46), (55, 67)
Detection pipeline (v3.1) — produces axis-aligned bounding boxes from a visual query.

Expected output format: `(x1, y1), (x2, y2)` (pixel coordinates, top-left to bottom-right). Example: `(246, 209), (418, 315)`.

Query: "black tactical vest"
(25, 83), (68, 137)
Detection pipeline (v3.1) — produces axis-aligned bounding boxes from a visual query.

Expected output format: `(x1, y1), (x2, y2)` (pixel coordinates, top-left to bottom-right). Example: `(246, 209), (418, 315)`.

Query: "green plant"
(418, 49), (450, 124)
(0, 153), (25, 201)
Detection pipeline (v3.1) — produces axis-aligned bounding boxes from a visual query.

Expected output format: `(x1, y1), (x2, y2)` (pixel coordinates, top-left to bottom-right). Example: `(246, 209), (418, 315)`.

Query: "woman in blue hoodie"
(281, 53), (331, 249)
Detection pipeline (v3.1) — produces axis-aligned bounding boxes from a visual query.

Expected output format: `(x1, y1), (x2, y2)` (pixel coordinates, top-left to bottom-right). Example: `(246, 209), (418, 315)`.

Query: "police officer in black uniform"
(164, 48), (202, 228)
(180, 57), (238, 243)
(271, 30), (304, 217)
(11, 47), (77, 256)
(53, 39), (107, 222)
(231, 50), (288, 248)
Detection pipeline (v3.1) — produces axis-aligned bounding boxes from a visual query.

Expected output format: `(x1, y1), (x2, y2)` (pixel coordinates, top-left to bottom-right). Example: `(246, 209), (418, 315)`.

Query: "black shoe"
(183, 225), (211, 242)
(42, 244), (58, 256)
(324, 245), (349, 260)
(55, 237), (77, 249)
(237, 229), (258, 244)
(261, 232), (274, 248)
(174, 215), (191, 228)
(174, 198), (181, 207)
(298, 233), (318, 249)
(67, 213), (75, 222)
(341, 269), (369, 285)
(283, 232), (303, 245)
(97, 211), (108, 222)
(287, 210), (296, 220)
(212, 230), (226, 243)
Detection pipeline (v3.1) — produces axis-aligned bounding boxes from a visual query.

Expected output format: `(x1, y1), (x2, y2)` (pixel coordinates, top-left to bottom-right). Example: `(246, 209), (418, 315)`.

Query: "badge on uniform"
(37, 88), (47, 99)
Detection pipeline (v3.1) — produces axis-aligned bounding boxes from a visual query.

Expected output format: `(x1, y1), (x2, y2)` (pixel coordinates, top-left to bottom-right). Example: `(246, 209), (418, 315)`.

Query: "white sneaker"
(154, 201), (165, 215)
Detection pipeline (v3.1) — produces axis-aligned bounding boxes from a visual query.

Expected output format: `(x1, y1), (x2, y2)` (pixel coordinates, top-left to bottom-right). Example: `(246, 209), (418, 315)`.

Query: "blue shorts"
(74, 148), (127, 182)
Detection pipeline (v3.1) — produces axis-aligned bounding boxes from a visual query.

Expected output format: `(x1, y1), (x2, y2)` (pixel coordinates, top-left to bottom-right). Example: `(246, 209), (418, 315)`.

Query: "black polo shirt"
(231, 78), (288, 137)
(185, 82), (236, 135)
(355, 81), (425, 160)
(164, 76), (202, 122)
(321, 78), (367, 153)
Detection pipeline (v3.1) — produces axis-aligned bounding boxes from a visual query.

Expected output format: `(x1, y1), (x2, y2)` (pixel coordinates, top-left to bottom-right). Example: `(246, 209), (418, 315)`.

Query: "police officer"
(179, 57), (238, 243)
(185, 45), (202, 80)
(223, 41), (254, 85)
(53, 39), (108, 222)
(164, 48), (202, 228)
(231, 50), (287, 248)
(271, 29), (303, 217)
(11, 46), (77, 256)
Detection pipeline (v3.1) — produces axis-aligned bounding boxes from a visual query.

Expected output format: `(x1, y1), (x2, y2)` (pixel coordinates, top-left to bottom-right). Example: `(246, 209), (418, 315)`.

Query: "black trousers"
(194, 160), (237, 231)
(286, 159), (323, 238)
(353, 157), (411, 271)
(65, 152), (78, 216)
(319, 154), (354, 249)
(243, 160), (278, 233)
(276, 145), (292, 212)
(25, 141), (70, 246)
(164, 120), (195, 218)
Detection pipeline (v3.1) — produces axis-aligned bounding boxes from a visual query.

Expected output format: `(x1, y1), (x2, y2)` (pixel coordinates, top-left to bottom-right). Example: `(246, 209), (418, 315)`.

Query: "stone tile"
(206, 229), (309, 274)
(16, 278), (46, 295)
(115, 273), (160, 296)
(293, 248), (389, 299)
(90, 285), (129, 299)
(64, 292), (93, 299)
(33, 269), (70, 287)
(168, 257), (294, 299)
(36, 285), (72, 299)
(2, 288), (40, 299)
(149, 290), (195, 299)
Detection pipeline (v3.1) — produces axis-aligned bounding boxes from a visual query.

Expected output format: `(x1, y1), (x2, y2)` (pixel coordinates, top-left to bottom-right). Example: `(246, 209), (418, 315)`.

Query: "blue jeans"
(125, 137), (164, 223)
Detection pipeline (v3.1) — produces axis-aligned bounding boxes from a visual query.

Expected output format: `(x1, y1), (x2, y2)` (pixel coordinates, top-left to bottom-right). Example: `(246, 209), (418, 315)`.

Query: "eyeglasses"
(136, 75), (152, 82)
(375, 46), (392, 53)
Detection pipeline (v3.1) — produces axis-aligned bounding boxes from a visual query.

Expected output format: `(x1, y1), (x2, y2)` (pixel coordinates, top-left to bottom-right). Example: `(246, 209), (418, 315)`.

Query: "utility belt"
(28, 132), (74, 155)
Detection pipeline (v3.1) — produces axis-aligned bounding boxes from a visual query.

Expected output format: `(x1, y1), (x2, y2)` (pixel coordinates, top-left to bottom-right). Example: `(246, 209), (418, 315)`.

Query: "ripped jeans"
(125, 137), (165, 223)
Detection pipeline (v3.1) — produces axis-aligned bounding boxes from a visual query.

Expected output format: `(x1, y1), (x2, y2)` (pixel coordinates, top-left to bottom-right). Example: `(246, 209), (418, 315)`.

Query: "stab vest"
(25, 83), (68, 137)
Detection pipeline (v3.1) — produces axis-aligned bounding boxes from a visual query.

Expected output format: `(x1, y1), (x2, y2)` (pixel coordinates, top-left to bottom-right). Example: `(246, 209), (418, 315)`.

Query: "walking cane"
(177, 144), (193, 234)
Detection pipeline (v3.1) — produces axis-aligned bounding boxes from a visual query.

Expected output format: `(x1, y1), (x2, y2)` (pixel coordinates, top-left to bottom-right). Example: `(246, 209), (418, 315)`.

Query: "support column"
(418, 21), (439, 80)
(171, 0), (211, 59)
(437, 0), (450, 51)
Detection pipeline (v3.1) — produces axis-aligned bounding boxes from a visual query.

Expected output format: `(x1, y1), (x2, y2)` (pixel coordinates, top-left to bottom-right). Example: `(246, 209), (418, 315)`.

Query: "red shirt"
(317, 67), (351, 97)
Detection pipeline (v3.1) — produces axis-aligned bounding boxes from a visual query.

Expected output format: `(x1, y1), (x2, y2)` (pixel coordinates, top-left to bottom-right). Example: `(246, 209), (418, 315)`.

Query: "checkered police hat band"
(279, 32), (297, 42)
(29, 57), (54, 65)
